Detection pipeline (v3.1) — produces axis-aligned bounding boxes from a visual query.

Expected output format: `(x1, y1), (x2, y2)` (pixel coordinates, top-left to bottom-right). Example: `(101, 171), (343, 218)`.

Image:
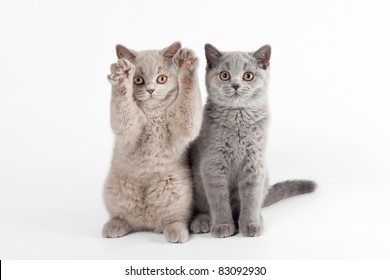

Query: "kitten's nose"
(146, 89), (155, 94)
(232, 84), (240, 90)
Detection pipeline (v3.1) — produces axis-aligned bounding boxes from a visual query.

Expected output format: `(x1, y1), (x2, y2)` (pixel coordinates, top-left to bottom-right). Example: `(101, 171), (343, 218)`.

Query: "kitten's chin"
(150, 94), (168, 101)
(210, 92), (263, 108)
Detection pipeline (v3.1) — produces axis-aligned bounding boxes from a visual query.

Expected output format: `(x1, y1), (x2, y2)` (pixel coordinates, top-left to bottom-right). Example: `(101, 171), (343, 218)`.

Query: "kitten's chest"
(137, 115), (169, 155)
(207, 109), (268, 160)
(220, 121), (264, 155)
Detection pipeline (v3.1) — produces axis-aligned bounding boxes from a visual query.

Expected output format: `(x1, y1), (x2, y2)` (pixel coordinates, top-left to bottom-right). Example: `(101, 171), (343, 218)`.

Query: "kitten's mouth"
(136, 94), (151, 101)
(230, 89), (250, 97)
(137, 92), (160, 101)
(230, 91), (240, 97)
(138, 93), (165, 102)
(149, 94), (164, 100)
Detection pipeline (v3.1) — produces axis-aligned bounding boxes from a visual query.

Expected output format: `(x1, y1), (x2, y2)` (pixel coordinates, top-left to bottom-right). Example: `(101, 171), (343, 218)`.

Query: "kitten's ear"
(161, 41), (181, 61)
(116, 44), (137, 61)
(252, 44), (271, 69)
(205, 43), (222, 68)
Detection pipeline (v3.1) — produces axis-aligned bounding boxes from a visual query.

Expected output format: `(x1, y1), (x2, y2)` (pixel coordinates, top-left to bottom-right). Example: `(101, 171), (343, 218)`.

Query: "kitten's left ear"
(161, 41), (181, 61)
(252, 45), (271, 69)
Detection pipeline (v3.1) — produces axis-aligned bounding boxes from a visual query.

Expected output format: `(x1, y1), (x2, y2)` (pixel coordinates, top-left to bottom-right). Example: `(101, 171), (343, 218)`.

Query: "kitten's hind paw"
(107, 58), (135, 85)
(211, 223), (236, 238)
(173, 48), (198, 73)
(163, 222), (189, 243)
(190, 213), (210, 234)
(102, 218), (132, 238)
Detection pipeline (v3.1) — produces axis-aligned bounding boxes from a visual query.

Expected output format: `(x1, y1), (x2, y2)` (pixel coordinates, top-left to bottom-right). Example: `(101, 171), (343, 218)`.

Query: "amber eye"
(243, 72), (254, 81)
(133, 76), (144, 85)
(219, 71), (230, 81)
(156, 75), (168, 84)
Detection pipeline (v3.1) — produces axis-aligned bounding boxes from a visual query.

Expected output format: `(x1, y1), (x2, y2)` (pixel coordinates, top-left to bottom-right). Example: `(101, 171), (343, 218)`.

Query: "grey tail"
(263, 180), (317, 207)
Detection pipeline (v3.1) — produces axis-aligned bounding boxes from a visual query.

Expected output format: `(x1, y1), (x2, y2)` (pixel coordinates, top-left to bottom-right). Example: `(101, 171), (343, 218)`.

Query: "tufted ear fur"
(116, 44), (137, 62)
(252, 45), (271, 69)
(160, 41), (181, 62)
(205, 43), (223, 68)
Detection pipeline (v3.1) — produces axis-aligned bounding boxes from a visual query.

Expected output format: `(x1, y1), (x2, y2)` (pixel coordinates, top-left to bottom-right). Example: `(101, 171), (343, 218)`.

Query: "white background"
(1, 0), (389, 259)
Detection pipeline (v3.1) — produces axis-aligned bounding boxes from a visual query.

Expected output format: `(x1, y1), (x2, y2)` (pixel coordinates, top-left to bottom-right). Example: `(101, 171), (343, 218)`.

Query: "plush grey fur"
(190, 44), (316, 238)
(102, 42), (202, 243)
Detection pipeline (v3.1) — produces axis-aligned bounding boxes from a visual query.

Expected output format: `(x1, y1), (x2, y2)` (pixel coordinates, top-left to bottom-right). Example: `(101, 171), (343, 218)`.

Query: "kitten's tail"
(263, 180), (317, 207)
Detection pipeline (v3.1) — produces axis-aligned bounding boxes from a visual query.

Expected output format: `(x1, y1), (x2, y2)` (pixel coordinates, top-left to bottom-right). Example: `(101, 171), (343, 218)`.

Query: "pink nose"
(147, 89), (155, 94)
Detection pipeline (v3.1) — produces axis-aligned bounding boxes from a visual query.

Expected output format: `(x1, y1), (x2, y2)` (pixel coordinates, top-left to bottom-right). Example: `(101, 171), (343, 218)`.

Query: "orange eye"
(219, 71), (230, 81)
(243, 72), (254, 81)
(133, 76), (144, 85)
(156, 75), (168, 84)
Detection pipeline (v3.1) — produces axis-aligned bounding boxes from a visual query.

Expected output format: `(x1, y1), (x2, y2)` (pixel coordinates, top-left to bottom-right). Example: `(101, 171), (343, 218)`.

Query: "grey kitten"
(102, 42), (202, 243)
(190, 43), (316, 238)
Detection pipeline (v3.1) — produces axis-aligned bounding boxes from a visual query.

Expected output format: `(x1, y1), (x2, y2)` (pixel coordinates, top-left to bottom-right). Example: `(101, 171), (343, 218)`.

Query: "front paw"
(240, 222), (264, 237)
(173, 48), (198, 73)
(163, 222), (189, 243)
(107, 58), (135, 85)
(211, 223), (236, 238)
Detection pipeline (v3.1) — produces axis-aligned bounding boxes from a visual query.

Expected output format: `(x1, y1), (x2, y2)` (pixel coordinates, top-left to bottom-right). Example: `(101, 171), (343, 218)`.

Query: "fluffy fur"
(190, 44), (316, 238)
(102, 42), (202, 243)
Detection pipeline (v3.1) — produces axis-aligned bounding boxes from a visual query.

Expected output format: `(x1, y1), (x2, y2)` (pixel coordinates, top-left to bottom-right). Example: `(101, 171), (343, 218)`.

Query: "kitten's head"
(116, 42), (181, 110)
(205, 43), (271, 107)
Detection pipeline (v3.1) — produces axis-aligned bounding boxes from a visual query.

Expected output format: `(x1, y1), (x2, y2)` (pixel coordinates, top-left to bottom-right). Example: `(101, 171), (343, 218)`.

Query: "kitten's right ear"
(205, 43), (222, 68)
(116, 44), (137, 61)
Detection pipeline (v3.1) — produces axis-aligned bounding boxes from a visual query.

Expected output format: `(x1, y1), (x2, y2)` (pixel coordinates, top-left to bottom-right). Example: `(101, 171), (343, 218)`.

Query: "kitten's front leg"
(238, 172), (266, 237)
(108, 59), (145, 148)
(201, 166), (236, 238)
(168, 49), (202, 142)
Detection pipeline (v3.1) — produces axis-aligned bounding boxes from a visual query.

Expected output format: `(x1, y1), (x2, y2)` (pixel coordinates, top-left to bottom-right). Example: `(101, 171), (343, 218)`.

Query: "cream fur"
(102, 43), (202, 243)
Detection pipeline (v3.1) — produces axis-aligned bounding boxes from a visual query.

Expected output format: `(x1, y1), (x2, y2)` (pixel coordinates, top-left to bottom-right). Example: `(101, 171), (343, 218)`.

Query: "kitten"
(102, 42), (202, 243)
(190, 44), (316, 238)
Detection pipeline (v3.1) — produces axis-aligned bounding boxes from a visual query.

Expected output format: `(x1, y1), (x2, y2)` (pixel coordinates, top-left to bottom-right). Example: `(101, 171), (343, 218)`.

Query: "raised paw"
(173, 48), (198, 72)
(190, 213), (210, 234)
(240, 222), (264, 237)
(163, 222), (189, 243)
(102, 218), (132, 238)
(107, 58), (135, 85)
(211, 223), (236, 238)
